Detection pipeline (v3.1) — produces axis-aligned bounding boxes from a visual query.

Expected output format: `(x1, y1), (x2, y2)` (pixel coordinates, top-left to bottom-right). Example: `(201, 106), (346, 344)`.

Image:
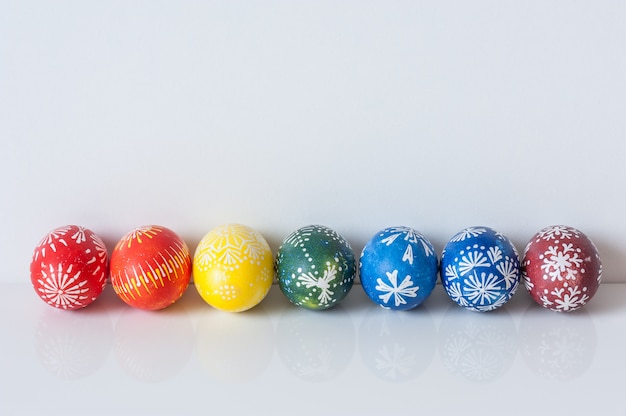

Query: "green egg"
(276, 225), (356, 310)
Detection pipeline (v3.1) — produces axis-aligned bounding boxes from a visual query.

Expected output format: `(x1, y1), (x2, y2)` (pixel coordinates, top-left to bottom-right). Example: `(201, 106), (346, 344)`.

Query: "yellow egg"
(193, 224), (274, 312)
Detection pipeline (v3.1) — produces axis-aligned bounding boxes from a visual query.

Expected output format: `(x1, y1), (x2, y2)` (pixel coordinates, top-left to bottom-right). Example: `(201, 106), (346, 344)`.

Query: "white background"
(2, 0), (625, 283)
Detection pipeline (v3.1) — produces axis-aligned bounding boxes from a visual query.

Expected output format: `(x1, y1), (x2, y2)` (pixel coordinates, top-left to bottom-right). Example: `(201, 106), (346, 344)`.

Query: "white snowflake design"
(480, 294), (509, 312)
(297, 263), (337, 305)
(80, 234), (109, 281)
(381, 227), (421, 245)
(70, 227), (87, 244)
(542, 285), (590, 312)
(496, 258), (519, 290)
(445, 264), (460, 280)
(465, 271), (502, 306)
(540, 243), (583, 282)
(446, 281), (469, 307)
(284, 225), (316, 247)
(450, 227), (487, 242)
(33, 226), (73, 261)
(285, 225), (347, 248)
(194, 248), (217, 269)
(401, 244), (414, 264)
(196, 224), (268, 271)
(375, 344), (417, 379)
(375, 269), (419, 307)
(487, 246), (502, 264)
(37, 263), (91, 309)
(458, 251), (490, 276)
(91, 234), (108, 264)
(522, 270), (534, 290)
(538, 225), (578, 242)
(381, 227), (434, 258)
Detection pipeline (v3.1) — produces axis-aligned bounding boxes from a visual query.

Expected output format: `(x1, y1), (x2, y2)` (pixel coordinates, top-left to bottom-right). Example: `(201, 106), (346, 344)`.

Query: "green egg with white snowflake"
(276, 225), (356, 310)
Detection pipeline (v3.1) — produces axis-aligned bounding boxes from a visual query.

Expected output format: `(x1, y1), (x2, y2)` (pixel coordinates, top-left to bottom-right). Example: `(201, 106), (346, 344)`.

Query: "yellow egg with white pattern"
(193, 224), (274, 312)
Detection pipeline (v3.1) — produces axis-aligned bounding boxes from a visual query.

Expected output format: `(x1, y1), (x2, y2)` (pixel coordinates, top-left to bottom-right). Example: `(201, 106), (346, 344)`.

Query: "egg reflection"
(196, 304), (274, 382)
(276, 305), (355, 381)
(114, 307), (193, 382)
(438, 305), (517, 382)
(519, 303), (597, 380)
(36, 306), (113, 379)
(358, 305), (436, 382)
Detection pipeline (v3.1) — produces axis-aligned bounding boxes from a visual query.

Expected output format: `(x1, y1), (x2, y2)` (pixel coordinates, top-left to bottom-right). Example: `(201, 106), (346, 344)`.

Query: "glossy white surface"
(2, 283), (624, 415)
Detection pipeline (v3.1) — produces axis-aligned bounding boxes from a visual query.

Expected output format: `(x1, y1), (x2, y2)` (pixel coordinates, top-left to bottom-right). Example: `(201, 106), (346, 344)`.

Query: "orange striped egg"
(110, 225), (191, 310)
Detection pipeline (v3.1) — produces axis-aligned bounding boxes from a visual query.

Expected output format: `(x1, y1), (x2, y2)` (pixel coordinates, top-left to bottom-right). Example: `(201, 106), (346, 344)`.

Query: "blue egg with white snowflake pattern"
(359, 226), (438, 311)
(441, 226), (520, 312)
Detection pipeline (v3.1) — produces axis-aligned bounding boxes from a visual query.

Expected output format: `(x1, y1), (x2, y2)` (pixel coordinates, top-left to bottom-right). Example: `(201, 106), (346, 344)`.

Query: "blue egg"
(359, 226), (438, 310)
(441, 226), (520, 312)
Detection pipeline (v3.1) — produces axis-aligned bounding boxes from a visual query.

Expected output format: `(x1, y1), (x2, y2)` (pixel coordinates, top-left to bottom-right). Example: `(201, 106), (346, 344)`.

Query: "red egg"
(30, 225), (109, 310)
(110, 225), (191, 310)
(522, 225), (602, 312)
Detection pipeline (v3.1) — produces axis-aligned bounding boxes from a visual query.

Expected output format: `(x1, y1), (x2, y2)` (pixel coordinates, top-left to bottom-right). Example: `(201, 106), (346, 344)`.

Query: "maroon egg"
(522, 225), (602, 312)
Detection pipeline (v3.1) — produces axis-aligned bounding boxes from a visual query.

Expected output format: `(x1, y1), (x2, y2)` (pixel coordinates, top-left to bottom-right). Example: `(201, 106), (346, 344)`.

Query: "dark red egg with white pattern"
(522, 225), (602, 312)
(110, 225), (191, 311)
(30, 225), (109, 310)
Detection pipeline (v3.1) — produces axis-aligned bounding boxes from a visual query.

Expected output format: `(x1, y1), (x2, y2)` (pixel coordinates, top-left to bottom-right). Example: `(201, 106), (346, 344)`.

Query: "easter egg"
(441, 226), (520, 312)
(193, 224), (274, 312)
(276, 225), (356, 310)
(110, 225), (191, 310)
(30, 225), (108, 310)
(522, 225), (602, 312)
(359, 226), (438, 310)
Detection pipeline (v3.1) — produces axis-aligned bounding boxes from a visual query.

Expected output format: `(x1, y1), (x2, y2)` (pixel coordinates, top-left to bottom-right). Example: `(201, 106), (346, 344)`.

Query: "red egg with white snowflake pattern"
(522, 225), (602, 312)
(30, 225), (109, 310)
(110, 225), (191, 310)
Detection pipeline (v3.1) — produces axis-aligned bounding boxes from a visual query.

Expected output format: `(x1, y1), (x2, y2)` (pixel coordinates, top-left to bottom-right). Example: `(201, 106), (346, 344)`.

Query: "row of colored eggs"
(30, 223), (602, 313)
